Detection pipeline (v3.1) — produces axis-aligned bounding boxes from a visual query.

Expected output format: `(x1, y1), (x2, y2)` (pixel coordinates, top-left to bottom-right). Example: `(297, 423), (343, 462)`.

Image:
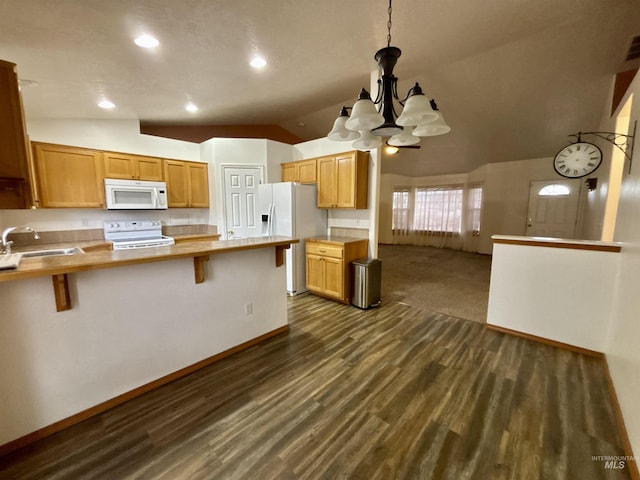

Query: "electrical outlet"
(245, 302), (253, 316)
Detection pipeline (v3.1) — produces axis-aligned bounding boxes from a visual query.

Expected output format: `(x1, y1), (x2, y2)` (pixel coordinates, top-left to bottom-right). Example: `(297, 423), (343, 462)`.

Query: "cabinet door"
(281, 163), (297, 182)
(0, 179), (27, 209)
(323, 257), (344, 299)
(136, 156), (164, 181)
(33, 143), (105, 208)
(317, 156), (337, 208)
(104, 152), (135, 179)
(335, 152), (356, 208)
(187, 162), (209, 207)
(0, 60), (29, 180)
(306, 253), (325, 292)
(164, 160), (189, 207)
(297, 159), (317, 183)
(105, 153), (163, 181)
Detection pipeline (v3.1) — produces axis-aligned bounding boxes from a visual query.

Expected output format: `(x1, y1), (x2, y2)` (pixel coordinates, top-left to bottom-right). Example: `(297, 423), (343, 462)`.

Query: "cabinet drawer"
(306, 243), (343, 259)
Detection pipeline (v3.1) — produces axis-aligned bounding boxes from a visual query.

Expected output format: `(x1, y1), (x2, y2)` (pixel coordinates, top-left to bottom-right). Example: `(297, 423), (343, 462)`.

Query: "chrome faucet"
(2, 226), (40, 255)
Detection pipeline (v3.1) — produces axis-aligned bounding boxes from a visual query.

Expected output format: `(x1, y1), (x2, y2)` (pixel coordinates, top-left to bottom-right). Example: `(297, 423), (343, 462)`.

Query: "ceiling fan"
(385, 141), (420, 155)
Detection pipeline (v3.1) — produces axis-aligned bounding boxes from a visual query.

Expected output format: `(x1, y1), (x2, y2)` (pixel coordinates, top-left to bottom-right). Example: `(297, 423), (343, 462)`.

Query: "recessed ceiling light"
(185, 103), (198, 113)
(98, 99), (116, 109)
(250, 56), (267, 69)
(134, 34), (159, 49)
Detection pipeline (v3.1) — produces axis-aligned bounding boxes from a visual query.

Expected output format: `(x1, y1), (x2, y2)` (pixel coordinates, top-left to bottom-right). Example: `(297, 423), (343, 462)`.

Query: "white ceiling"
(1, 0), (639, 176)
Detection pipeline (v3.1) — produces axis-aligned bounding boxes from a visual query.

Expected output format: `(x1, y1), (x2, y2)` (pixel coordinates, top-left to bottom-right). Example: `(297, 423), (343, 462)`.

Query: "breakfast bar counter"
(2, 236), (297, 283)
(0, 236), (298, 453)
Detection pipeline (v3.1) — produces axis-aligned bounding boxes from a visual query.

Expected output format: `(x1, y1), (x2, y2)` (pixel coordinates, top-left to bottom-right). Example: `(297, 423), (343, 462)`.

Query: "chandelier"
(327, 0), (450, 151)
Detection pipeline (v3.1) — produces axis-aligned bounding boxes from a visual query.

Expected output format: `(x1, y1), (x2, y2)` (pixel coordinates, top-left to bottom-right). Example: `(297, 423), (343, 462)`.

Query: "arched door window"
(538, 184), (571, 196)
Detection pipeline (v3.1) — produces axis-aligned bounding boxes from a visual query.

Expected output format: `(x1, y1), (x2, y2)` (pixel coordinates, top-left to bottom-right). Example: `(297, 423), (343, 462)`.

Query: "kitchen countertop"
(491, 235), (621, 252)
(305, 236), (369, 245)
(0, 236), (298, 283)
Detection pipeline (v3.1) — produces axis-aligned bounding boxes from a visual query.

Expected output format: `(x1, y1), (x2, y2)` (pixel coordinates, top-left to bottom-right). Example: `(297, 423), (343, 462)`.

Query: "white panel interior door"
(525, 179), (580, 238)
(223, 166), (262, 239)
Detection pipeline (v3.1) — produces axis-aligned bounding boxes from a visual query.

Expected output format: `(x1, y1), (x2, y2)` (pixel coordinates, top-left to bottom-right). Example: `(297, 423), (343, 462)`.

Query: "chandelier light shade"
(344, 89), (385, 131)
(327, 107), (360, 141)
(327, 0), (450, 151)
(395, 84), (439, 126)
(413, 100), (451, 137)
(388, 126), (420, 147)
(353, 129), (383, 150)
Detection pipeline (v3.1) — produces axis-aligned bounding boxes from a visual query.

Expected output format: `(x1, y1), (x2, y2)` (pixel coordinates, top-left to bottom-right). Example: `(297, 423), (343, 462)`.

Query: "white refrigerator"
(258, 182), (328, 295)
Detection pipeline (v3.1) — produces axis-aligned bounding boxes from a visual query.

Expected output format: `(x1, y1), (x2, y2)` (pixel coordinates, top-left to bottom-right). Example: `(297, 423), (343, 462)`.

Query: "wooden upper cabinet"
(187, 162), (209, 207)
(316, 156), (337, 208)
(104, 152), (163, 181)
(316, 151), (368, 209)
(297, 159), (317, 183)
(280, 158), (317, 183)
(32, 143), (105, 208)
(163, 159), (209, 208)
(281, 163), (297, 182)
(283, 152), (368, 207)
(164, 160), (189, 207)
(0, 60), (29, 181)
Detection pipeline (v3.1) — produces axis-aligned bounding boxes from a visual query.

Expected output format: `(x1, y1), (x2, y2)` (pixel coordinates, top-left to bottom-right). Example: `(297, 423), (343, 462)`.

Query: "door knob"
(527, 218), (532, 227)
(228, 230), (234, 235)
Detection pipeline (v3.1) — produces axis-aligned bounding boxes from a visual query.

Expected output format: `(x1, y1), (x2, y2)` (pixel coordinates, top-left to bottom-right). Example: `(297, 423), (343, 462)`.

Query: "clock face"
(553, 142), (602, 178)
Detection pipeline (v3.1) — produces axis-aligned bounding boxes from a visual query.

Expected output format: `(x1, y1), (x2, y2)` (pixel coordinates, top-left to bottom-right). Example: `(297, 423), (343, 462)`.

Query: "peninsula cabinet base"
(0, 325), (289, 457)
(0, 245), (290, 451)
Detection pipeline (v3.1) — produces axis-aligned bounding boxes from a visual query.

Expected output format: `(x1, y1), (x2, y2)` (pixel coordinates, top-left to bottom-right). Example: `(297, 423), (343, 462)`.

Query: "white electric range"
(104, 220), (175, 250)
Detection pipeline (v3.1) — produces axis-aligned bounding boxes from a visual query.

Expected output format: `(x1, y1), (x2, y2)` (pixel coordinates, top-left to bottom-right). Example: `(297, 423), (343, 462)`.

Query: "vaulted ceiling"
(1, 0), (639, 176)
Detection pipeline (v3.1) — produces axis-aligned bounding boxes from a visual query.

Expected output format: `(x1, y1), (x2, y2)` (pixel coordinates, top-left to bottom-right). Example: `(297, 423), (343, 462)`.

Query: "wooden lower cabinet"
(305, 238), (369, 304)
(32, 143), (105, 208)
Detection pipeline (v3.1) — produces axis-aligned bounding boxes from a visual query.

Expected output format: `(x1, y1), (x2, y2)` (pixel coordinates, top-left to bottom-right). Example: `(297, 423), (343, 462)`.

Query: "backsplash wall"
(0, 208), (209, 232)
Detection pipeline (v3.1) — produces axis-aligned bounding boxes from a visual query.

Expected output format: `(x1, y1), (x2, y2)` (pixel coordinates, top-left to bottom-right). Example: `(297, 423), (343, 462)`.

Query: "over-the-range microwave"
(104, 178), (168, 210)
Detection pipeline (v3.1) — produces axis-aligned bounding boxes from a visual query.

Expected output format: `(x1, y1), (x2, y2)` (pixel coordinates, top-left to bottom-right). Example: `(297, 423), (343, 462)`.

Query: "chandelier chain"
(387, 0), (393, 47)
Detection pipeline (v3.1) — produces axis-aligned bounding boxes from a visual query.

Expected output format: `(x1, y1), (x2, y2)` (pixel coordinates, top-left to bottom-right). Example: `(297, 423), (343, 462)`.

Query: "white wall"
(481, 157), (575, 251)
(378, 172), (469, 245)
(199, 138), (270, 235)
(487, 241), (619, 351)
(378, 157), (571, 254)
(266, 140), (294, 183)
(0, 247), (288, 445)
(1, 119), (209, 232)
(604, 74), (640, 461)
(27, 119), (200, 161)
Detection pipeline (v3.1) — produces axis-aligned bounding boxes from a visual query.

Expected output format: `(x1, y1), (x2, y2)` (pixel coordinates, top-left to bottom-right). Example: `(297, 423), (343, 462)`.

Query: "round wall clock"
(553, 142), (602, 178)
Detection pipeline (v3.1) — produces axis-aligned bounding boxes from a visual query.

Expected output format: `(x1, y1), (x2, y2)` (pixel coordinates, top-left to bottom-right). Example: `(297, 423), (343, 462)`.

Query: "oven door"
(105, 185), (161, 210)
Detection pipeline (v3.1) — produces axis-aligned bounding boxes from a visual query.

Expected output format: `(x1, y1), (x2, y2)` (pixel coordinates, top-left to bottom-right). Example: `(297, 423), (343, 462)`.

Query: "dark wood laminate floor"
(0, 294), (630, 480)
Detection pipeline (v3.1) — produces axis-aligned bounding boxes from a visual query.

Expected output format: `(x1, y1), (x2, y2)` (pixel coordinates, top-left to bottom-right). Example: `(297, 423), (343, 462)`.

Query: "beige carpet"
(378, 244), (492, 323)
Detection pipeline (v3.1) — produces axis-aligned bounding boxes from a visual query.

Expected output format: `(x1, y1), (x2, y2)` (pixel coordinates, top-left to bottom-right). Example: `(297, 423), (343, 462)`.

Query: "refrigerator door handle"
(267, 203), (275, 236)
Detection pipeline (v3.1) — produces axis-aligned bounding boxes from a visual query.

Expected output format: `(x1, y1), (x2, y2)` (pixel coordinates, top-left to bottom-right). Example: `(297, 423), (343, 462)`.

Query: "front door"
(223, 166), (262, 239)
(525, 179), (580, 238)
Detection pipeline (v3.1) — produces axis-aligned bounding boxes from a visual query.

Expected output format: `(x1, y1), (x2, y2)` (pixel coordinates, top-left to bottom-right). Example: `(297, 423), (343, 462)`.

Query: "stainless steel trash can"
(352, 258), (381, 309)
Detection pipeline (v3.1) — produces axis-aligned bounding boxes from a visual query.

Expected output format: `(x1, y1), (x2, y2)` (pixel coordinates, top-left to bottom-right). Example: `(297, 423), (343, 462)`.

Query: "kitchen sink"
(21, 247), (85, 258)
